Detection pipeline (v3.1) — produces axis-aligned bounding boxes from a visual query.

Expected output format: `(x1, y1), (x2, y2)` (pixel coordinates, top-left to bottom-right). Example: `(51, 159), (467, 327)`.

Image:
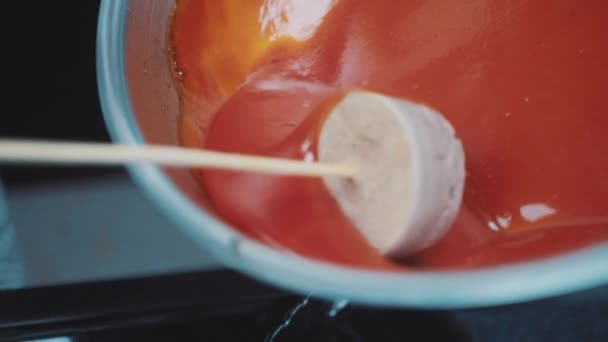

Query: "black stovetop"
(1, 1), (607, 341)
(1, 268), (607, 341)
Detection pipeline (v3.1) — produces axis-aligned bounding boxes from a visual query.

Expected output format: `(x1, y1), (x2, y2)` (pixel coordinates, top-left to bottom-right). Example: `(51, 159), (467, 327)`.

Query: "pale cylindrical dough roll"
(318, 91), (465, 257)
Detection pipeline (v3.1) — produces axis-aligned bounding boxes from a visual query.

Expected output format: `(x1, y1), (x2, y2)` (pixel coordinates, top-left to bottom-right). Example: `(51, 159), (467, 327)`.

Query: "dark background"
(1, 1), (121, 185)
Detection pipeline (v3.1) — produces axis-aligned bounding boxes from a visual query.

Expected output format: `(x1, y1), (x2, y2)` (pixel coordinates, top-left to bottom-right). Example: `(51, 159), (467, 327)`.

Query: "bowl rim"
(96, 0), (608, 309)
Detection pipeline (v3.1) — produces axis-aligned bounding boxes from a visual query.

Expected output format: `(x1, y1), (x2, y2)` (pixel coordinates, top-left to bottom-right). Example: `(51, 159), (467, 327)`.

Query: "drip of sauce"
(171, 0), (608, 269)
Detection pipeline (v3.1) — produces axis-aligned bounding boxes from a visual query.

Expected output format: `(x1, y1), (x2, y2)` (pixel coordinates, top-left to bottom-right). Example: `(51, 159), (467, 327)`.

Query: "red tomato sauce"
(170, 0), (608, 270)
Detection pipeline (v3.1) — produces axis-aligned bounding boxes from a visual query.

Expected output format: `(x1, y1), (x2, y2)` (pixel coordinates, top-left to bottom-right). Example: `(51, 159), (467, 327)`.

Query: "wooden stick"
(0, 139), (356, 177)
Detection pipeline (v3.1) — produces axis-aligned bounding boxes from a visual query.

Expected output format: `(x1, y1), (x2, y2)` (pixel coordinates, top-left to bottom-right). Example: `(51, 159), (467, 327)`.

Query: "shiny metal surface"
(6, 175), (219, 287)
(0, 181), (24, 289)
